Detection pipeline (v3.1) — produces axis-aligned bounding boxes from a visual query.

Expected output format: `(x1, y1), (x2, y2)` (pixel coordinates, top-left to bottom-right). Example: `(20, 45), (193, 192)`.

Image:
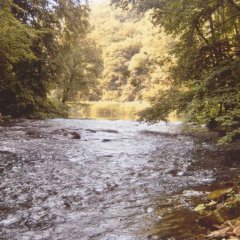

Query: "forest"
(1, 0), (240, 143)
(0, 0), (102, 118)
(1, 1), (240, 239)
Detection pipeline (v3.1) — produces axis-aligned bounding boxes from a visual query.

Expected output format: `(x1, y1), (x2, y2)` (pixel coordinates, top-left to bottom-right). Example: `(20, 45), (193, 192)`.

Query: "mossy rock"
(218, 199), (240, 219)
(199, 199), (240, 228)
(199, 210), (225, 227)
(208, 188), (233, 201)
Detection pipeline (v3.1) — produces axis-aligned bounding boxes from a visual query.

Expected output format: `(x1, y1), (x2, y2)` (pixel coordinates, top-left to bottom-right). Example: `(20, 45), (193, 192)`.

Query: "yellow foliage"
(88, 2), (176, 102)
(69, 101), (150, 120)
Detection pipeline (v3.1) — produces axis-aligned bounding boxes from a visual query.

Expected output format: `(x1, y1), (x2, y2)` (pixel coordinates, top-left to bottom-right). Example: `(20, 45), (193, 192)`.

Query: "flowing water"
(0, 119), (239, 240)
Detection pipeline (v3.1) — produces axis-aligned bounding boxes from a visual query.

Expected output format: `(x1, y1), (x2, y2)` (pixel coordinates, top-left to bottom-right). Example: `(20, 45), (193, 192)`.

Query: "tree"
(57, 39), (103, 103)
(90, 3), (174, 101)
(0, 1), (37, 116)
(113, 0), (240, 143)
(0, 0), (90, 117)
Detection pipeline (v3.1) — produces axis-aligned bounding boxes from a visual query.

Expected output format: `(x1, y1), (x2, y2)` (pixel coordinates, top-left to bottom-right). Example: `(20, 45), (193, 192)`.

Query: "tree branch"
(214, 13), (240, 30)
(227, 0), (240, 12)
(195, 21), (209, 45)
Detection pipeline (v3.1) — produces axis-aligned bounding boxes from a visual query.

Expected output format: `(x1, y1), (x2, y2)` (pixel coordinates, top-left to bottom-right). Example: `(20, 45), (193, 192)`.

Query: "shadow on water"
(0, 119), (239, 240)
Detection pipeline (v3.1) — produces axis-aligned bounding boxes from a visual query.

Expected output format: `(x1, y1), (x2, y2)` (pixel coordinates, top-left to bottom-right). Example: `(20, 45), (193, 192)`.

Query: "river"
(0, 119), (239, 240)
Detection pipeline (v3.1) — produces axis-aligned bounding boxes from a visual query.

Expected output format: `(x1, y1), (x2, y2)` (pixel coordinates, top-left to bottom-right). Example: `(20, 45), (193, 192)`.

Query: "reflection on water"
(69, 101), (179, 122)
(69, 101), (151, 120)
(0, 119), (239, 240)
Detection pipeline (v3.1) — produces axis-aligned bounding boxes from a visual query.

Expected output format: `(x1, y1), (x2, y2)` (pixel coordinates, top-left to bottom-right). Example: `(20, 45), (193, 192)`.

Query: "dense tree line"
(112, 0), (240, 143)
(0, 0), (101, 118)
(90, 3), (174, 101)
(2, 0), (240, 143)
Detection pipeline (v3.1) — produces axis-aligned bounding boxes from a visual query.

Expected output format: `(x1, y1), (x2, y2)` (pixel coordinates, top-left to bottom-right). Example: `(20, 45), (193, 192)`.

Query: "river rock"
(199, 210), (224, 227)
(63, 132), (81, 139)
(208, 188), (233, 201)
(26, 131), (41, 138)
(85, 129), (97, 133)
(51, 129), (81, 139)
(100, 129), (119, 134)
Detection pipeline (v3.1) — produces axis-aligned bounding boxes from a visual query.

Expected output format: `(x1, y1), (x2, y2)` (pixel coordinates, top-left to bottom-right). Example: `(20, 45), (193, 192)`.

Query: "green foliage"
(69, 101), (148, 120)
(113, 0), (240, 143)
(111, 0), (161, 11)
(55, 39), (103, 103)
(0, 0), (91, 118)
(90, 4), (174, 101)
(139, 89), (180, 122)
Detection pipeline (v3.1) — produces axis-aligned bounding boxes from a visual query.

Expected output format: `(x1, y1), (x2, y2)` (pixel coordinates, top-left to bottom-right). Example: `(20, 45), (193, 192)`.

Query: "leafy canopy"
(112, 0), (240, 143)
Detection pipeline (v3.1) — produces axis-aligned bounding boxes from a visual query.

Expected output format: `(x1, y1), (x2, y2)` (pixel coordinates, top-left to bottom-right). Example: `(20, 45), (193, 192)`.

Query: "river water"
(0, 119), (239, 240)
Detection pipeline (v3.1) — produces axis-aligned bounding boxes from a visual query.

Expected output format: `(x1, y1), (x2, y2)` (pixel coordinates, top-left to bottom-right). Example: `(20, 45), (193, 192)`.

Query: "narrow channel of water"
(0, 119), (239, 240)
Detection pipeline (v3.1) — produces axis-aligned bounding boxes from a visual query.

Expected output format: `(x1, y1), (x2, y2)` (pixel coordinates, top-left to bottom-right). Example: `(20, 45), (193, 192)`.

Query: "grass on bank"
(68, 101), (181, 121)
(68, 101), (149, 120)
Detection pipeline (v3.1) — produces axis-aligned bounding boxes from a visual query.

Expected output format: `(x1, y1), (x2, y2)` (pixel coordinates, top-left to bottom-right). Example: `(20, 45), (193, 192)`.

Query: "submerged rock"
(51, 129), (81, 139)
(100, 129), (119, 134)
(63, 132), (81, 139)
(26, 131), (41, 138)
(1, 119), (240, 240)
(85, 129), (97, 133)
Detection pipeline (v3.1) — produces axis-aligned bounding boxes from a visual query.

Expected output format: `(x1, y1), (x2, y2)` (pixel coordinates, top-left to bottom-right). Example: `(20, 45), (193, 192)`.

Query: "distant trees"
(3, 0), (239, 143)
(90, 4), (174, 101)
(57, 39), (103, 103)
(112, 0), (240, 143)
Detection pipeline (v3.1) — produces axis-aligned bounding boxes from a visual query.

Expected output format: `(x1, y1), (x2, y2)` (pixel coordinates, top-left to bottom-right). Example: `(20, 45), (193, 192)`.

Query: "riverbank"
(68, 101), (149, 120)
(181, 125), (240, 239)
(193, 178), (240, 239)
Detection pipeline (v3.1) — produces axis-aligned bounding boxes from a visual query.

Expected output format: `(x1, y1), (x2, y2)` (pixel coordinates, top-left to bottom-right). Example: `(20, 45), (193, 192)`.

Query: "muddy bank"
(0, 119), (239, 240)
